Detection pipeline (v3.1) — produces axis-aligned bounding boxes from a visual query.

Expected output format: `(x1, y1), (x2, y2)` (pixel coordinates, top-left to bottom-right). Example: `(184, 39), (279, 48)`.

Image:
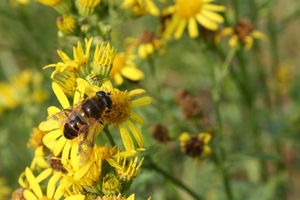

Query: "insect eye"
(96, 91), (112, 109)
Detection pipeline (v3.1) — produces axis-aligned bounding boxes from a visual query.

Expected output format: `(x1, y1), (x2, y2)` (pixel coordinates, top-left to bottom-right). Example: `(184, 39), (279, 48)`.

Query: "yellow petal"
(42, 130), (63, 146)
(131, 96), (152, 107)
(138, 44), (147, 59)
(23, 189), (38, 200)
(127, 194), (135, 200)
(36, 168), (53, 183)
(64, 195), (86, 200)
(130, 112), (145, 126)
(52, 82), (70, 109)
(188, 18), (199, 38)
(47, 172), (62, 198)
(121, 67), (144, 81)
(114, 73), (124, 85)
(71, 142), (80, 171)
(119, 124), (134, 150)
(129, 89), (146, 97)
(251, 30), (268, 41)
(126, 119), (144, 147)
(201, 9), (224, 23)
(61, 141), (72, 165)
(174, 18), (187, 39)
(202, 4), (226, 12)
(229, 35), (238, 47)
(244, 36), (253, 50)
(53, 136), (67, 156)
(196, 13), (218, 31)
(106, 158), (122, 169)
(25, 168), (42, 198)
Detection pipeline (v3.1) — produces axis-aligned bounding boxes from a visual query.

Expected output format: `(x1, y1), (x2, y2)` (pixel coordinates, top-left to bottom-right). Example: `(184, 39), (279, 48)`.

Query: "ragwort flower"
(84, 81), (152, 151)
(56, 15), (77, 35)
(215, 19), (268, 50)
(162, 0), (226, 39)
(44, 37), (116, 96)
(179, 132), (211, 162)
(36, 0), (72, 14)
(121, 0), (159, 16)
(19, 167), (85, 200)
(126, 31), (164, 59)
(110, 52), (144, 85)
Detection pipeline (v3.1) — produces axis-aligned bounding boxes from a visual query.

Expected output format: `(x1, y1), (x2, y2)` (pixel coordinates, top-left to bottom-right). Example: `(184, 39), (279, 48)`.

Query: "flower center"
(139, 31), (156, 44)
(103, 90), (131, 125)
(176, 0), (202, 19)
(234, 20), (254, 40)
(185, 136), (204, 157)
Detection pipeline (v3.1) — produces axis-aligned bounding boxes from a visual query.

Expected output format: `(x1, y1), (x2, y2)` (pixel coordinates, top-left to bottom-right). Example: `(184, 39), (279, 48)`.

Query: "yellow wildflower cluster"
(0, 70), (48, 114)
(12, 38), (152, 199)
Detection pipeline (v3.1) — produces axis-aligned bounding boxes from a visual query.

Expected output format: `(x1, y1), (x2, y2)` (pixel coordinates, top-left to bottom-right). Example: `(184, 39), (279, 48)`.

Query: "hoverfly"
(43, 91), (112, 165)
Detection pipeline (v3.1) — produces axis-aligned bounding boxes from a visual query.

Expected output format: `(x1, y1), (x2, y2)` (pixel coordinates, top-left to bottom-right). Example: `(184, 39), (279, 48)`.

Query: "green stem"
(236, 50), (267, 182)
(205, 50), (235, 200)
(145, 158), (203, 200)
(103, 127), (116, 146)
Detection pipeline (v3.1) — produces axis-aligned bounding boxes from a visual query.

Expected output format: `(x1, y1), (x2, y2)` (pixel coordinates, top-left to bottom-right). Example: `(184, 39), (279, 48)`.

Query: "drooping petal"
(126, 119), (144, 147)
(119, 124), (134, 150)
(196, 13), (218, 31)
(52, 82), (70, 109)
(47, 172), (62, 198)
(174, 18), (187, 39)
(188, 18), (199, 38)
(130, 112), (145, 126)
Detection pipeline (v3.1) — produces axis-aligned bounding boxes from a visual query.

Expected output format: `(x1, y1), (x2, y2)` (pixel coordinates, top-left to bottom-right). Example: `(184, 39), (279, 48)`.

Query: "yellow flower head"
(27, 128), (47, 149)
(44, 38), (116, 96)
(215, 19), (268, 50)
(94, 193), (136, 200)
(121, 0), (159, 16)
(110, 52), (144, 85)
(179, 132), (212, 162)
(162, 0), (226, 39)
(56, 15), (77, 34)
(37, 0), (72, 14)
(125, 31), (164, 59)
(76, 0), (101, 16)
(19, 167), (85, 200)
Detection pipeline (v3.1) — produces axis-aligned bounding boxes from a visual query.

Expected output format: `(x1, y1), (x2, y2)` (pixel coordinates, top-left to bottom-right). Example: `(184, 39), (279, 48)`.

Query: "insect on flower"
(42, 91), (112, 165)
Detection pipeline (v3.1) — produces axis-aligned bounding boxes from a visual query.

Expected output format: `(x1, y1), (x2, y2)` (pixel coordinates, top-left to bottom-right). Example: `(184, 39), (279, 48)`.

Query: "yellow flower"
(27, 128), (47, 149)
(110, 52), (144, 85)
(44, 38), (116, 95)
(121, 0), (159, 16)
(56, 15), (76, 34)
(162, 0), (226, 39)
(215, 19), (268, 50)
(21, 167), (85, 200)
(95, 193), (136, 200)
(179, 132), (211, 162)
(37, 0), (72, 14)
(125, 31), (164, 59)
(84, 82), (152, 151)
(76, 0), (101, 16)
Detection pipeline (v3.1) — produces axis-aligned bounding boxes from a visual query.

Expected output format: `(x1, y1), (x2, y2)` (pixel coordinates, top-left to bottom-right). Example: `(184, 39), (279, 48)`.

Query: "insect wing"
(78, 119), (104, 165)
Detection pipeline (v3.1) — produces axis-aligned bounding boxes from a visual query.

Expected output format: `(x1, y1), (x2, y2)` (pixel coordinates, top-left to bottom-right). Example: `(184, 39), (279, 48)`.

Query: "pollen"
(103, 90), (131, 125)
(176, 0), (202, 18)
